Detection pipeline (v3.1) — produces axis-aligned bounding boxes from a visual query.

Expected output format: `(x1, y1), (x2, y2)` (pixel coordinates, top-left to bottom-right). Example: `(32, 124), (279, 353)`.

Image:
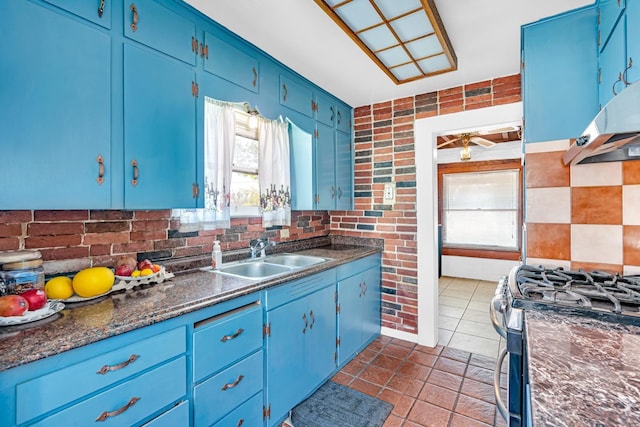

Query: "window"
(442, 168), (520, 251)
(230, 110), (260, 216)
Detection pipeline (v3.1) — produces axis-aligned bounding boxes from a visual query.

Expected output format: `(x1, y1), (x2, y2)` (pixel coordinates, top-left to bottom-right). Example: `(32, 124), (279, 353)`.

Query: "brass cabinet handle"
(237, 420), (245, 427)
(331, 185), (335, 199)
(363, 281), (367, 296)
(338, 186), (342, 200)
(130, 3), (138, 32)
(622, 57), (633, 86)
(220, 328), (244, 342)
(96, 354), (139, 375)
(252, 67), (257, 87)
(359, 282), (364, 298)
(330, 106), (334, 122)
(96, 397), (140, 421)
(98, 0), (105, 17)
(613, 72), (623, 96)
(337, 110), (342, 125)
(302, 312), (308, 334)
(309, 310), (315, 330)
(96, 155), (105, 185)
(282, 83), (288, 102)
(131, 159), (139, 187)
(221, 375), (244, 391)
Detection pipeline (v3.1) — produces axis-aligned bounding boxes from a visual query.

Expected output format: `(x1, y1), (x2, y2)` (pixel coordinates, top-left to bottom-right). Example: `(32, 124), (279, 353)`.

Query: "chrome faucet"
(249, 238), (275, 259)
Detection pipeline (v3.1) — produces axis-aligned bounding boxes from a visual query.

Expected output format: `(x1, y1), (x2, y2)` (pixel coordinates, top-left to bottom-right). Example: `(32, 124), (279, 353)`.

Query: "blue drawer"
(265, 269), (335, 310)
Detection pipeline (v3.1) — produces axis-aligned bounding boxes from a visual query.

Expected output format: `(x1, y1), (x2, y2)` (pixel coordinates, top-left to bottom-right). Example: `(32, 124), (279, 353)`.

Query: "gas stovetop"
(507, 264), (640, 324)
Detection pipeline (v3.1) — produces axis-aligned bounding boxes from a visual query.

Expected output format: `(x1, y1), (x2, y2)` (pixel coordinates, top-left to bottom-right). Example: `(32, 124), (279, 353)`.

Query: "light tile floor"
(437, 277), (504, 359)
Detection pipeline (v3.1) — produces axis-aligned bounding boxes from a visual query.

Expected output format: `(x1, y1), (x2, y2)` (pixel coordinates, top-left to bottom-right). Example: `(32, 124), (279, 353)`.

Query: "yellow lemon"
(140, 268), (154, 276)
(44, 276), (74, 299)
(131, 270), (141, 277)
(72, 267), (114, 298)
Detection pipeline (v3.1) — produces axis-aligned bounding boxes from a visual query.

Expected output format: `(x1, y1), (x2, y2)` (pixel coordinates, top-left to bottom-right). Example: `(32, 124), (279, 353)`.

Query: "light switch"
(384, 183), (395, 203)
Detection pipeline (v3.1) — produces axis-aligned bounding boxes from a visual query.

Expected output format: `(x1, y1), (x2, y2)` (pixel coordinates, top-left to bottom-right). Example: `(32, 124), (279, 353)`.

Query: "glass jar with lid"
(0, 250), (45, 295)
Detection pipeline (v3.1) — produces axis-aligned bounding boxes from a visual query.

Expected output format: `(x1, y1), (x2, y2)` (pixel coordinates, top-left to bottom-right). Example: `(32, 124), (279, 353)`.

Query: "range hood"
(563, 80), (640, 165)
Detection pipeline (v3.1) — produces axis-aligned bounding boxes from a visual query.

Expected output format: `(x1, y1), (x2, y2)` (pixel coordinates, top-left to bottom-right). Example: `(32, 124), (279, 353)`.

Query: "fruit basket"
(0, 301), (64, 326)
(112, 266), (174, 291)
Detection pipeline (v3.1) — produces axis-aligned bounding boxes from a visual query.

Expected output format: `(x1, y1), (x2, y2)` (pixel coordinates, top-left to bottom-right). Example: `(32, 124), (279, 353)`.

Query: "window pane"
(234, 135), (258, 171)
(442, 169), (519, 249)
(231, 171), (259, 208)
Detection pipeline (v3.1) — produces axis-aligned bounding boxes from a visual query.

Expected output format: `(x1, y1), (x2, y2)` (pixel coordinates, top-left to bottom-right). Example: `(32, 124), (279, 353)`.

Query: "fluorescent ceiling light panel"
(314, 0), (457, 84)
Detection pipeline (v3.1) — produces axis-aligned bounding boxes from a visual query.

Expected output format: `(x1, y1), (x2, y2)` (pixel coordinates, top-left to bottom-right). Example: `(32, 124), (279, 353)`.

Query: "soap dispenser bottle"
(212, 240), (222, 270)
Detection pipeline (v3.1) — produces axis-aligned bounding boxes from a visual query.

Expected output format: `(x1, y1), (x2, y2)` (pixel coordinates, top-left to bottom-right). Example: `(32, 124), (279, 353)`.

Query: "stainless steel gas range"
(491, 264), (640, 426)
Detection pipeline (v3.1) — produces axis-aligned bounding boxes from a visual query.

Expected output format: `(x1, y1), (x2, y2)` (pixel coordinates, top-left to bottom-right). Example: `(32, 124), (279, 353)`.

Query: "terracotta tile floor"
(332, 336), (509, 427)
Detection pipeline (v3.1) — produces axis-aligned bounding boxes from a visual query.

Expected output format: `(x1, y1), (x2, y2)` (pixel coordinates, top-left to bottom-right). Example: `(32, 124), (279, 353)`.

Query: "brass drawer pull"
(337, 110), (342, 125)
(130, 3), (138, 32)
(330, 106), (334, 122)
(96, 155), (105, 185)
(131, 159), (139, 186)
(221, 374), (244, 391)
(220, 328), (244, 342)
(309, 310), (315, 330)
(282, 83), (288, 102)
(96, 354), (139, 375)
(623, 57), (633, 86)
(237, 419), (245, 427)
(252, 67), (257, 87)
(98, 0), (105, 17)
(96, 396), (140, 421)
(338, 186), (342, 199)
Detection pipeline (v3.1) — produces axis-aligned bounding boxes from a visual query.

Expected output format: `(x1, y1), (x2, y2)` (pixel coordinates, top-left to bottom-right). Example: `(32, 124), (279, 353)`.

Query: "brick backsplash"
(0, 73), (521, 336)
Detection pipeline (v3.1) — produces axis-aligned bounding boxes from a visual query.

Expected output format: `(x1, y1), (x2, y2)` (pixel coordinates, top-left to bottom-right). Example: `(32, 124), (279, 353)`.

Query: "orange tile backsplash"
(525, 151), (571, 188)
(571, 186), (622, 224)
(525, 142), (640, 272)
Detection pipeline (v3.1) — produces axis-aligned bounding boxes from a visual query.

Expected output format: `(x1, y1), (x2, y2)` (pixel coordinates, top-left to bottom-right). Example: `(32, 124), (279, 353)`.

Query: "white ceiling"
(185, 0), (593, 107)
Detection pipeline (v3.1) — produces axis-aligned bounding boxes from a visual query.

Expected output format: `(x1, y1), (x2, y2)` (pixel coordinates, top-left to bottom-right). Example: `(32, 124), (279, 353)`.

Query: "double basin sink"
(208, 254), (332, 280)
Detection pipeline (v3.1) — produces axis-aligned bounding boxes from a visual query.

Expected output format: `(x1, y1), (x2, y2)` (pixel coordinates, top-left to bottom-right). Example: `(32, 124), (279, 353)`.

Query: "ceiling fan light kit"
(313, 0), (457, 84)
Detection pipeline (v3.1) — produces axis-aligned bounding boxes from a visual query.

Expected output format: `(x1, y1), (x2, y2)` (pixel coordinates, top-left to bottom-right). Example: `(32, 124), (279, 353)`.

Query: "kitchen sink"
(262, 254), (330, 268)
(206, 253), (333, 280)
(215, 261), (293, 279)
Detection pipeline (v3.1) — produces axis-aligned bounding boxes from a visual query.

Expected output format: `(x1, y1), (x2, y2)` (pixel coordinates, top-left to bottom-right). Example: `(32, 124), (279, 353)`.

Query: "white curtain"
(258, 117), (291, 227)
(173, 98), (236, 232)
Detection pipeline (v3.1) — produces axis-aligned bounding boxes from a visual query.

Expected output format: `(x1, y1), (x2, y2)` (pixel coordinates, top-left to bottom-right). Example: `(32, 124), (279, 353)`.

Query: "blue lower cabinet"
(31, 357), (187, 427)
(143, 400), (190, 427)
(265, 273), (337, 426)
(194, 351), (264, 427)
(213, 392), (264, 427)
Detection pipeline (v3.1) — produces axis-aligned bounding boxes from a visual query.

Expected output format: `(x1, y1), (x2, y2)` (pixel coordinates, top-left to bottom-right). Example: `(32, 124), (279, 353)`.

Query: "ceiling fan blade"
(470, 136), (496, 148)
(437, 136), (462, 148)
(478, 126), (518, 135)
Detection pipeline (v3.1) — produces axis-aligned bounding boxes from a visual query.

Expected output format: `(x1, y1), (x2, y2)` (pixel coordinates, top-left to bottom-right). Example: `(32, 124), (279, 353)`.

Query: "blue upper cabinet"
(280, 74), (314, 118)
(314, 92), (336, 127)
(123, 44), (197, 209)
(521, 6), (599, 143)
(43, 0), (112, 28)
(599, 0), (626, 48)
(202, 31), (260, 94)
(336, 104), (352, 134)
(123, 0), (197, 66)
(315, 123), (337, 210)
(598, 15), (627, 106)
(0, 1), (111, 209)
(335, 131), (353, 210)
(626, 0), (640, 84)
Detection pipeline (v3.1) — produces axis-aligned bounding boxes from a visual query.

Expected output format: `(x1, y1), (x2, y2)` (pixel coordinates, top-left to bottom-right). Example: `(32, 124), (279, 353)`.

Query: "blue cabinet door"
(0, 1), (111, 209)
(315, 92), (336, 127)
(315, 123), (336, 210)
(304, 285), (337, 396)
(289, 121), (315, 210)
(362, 264), (382, 344)
(335, 131), (353, 210)
(599, 0), (626, 49)
(279, 75), (314, 118)
(336, 104), (352, 134)
(522, 6), (599, 142)
(124, 0), (197, 65)
(203, 32), (260, 94)
(337, 273), (363, 365)
(123, 44), (197, 209)
(44, 0), (112, 28)
(626, 0), (640, 84)
(599, 16), (627, 106)
(265, 297), (307, 426)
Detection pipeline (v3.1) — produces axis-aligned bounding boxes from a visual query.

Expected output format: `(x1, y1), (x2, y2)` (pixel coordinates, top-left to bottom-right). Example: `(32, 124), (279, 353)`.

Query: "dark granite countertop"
(0, 238), (381, 372)
(526, 310), (640, 427)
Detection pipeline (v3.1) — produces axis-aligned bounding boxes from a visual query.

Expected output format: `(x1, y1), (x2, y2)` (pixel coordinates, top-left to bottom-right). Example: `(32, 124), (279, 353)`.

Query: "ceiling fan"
(437, 126), (520, 161)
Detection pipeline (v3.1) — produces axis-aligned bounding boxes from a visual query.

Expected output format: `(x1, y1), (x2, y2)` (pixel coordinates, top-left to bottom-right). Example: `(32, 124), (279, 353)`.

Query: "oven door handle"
(494, 346), (509, 422)
(490, 294), (507, 339)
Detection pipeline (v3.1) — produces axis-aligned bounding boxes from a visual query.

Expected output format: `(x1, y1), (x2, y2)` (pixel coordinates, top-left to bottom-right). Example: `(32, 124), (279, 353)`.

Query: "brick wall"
(330, 74), (521, 335)
(0, 210), (330, 274)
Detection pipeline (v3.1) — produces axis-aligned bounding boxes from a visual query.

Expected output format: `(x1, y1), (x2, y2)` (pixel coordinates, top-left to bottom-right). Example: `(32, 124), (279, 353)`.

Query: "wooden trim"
(442, 247), (522, 261)
(438, 158), (523, 253)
